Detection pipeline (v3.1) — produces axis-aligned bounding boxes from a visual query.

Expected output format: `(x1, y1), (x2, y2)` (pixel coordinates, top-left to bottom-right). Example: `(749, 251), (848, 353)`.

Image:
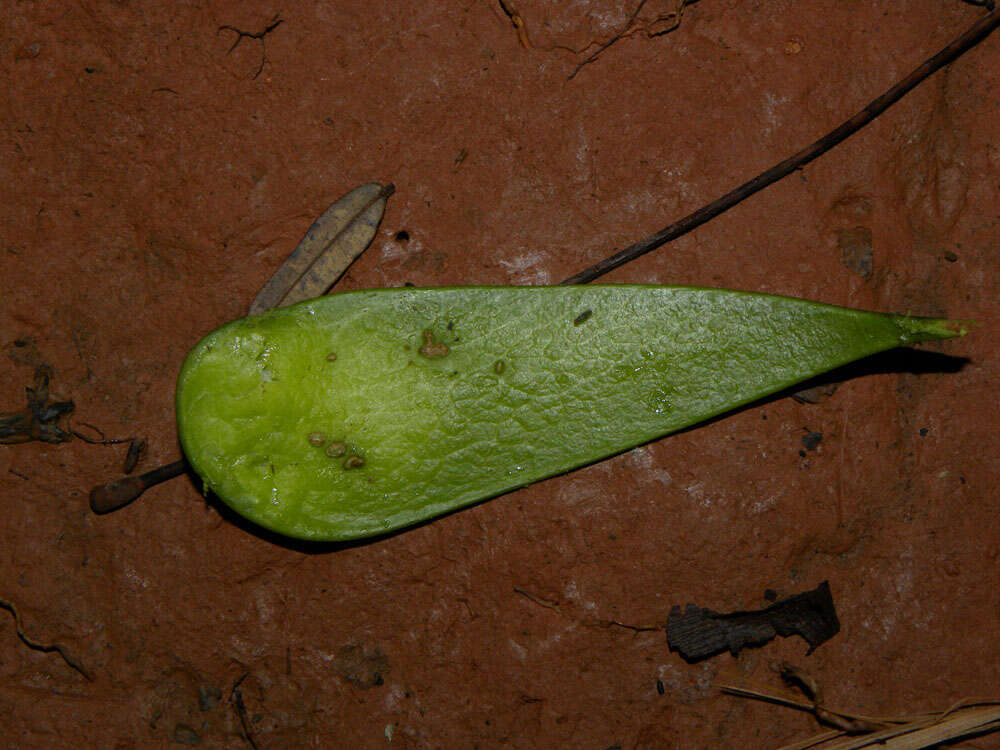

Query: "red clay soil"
(2, 1), (998, 747)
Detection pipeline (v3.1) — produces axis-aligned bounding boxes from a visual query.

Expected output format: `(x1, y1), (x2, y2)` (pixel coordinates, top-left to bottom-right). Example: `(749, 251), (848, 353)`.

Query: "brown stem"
(562, 8), (1000, 285)
(89, 459), (187, 514)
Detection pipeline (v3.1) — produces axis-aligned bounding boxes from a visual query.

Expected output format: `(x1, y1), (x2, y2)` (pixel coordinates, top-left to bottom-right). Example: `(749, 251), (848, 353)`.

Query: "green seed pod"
(176, 285), (969, 541)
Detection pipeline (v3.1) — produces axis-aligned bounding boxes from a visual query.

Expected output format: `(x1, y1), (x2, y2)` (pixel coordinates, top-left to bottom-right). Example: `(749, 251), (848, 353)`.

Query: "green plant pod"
(175, 286), (967, 541)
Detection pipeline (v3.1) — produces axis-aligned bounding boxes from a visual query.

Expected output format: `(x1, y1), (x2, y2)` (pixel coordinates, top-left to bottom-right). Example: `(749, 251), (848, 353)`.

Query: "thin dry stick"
(0, 597), (93, 681)
(561, 8), (1000, 284)
(230, 673), (259, 750)
(794, 705), (1000, 750)
(720, 674), (1000, 750)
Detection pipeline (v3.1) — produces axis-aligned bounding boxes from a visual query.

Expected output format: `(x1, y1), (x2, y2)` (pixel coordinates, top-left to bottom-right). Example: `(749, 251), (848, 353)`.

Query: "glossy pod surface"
(176, 286), (964, 540)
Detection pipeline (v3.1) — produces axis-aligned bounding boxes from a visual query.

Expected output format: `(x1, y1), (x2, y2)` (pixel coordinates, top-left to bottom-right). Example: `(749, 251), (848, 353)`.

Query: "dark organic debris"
(230, 673), (259, 750)
(666, 581), (840, 662)
(1, 366), (74, 444)
(198, 684), (222, 711)
(2, 363), (140, 457)
(801, 431), (823, 451)
(123, 438), (148, 474)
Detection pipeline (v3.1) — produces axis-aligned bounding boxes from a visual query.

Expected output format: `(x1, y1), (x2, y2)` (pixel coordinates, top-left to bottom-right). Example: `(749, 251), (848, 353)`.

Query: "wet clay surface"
(2, 1), (999, 746)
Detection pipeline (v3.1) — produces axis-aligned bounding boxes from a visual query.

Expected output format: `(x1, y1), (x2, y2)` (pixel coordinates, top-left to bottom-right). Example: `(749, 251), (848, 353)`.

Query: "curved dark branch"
(563, 9), (1000, 285)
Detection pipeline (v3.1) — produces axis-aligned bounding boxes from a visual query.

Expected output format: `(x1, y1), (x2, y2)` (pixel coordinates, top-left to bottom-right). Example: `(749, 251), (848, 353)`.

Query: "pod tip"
(899, 316), (975, 343)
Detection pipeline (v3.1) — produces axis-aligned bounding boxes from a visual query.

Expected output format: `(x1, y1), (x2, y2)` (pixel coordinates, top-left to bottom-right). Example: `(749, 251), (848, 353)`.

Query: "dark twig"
(562, 8), (1000, 284)
(218, 14), (284, 79)
(230, 673), (259, 750)
(0, 597), (94, 681)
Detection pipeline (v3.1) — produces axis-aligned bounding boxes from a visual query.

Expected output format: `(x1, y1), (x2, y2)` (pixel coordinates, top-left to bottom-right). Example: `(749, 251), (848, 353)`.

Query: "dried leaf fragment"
(666, 581), (839, 661)
(1, 365), (74, 444)
(248, 182), (395, 315)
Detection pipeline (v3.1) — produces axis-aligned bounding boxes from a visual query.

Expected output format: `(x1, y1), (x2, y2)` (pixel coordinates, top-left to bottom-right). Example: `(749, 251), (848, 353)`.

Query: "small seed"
(343, 455), (365, 469)
(493, 360), (505, 374)
(308, 432), (328, 447)
(325, 441), (347, 457)
(325, 352), (337, 362)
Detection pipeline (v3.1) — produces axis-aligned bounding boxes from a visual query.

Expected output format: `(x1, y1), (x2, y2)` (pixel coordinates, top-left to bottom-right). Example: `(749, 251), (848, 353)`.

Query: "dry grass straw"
(718, 664), (1000, 750)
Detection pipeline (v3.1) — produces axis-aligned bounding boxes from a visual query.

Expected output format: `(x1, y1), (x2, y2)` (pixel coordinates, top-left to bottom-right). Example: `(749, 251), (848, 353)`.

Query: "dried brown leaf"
(248, 182), (394, 315)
